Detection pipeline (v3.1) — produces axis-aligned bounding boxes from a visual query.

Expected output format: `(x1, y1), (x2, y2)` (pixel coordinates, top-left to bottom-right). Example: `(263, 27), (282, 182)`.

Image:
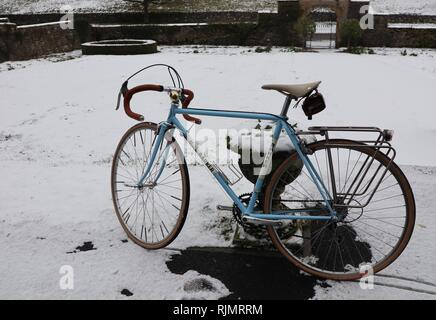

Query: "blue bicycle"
(111, 65), (415, 280)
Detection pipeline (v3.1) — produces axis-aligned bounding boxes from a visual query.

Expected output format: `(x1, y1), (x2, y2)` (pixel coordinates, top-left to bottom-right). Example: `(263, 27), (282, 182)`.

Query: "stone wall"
(383, 14), (436, 24)
(0, 19), (79, 62)
(0, 22), (16, 61)
(90, 22), (296, 46)
(86, 2), (436, 49)
(2, 0), (436, 62)
(387, 28), (436, 48)
(361, 14), (436, 48)
(5, 11), (259, 26)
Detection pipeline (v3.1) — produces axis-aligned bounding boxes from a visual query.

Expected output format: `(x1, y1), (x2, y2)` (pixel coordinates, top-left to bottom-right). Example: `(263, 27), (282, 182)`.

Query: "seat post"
(280, 95), (293, 117)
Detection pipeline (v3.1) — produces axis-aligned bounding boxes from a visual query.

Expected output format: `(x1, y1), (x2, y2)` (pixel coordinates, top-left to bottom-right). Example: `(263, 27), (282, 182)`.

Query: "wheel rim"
(112, 123), (188, 248)
(265, 140), (414, 279)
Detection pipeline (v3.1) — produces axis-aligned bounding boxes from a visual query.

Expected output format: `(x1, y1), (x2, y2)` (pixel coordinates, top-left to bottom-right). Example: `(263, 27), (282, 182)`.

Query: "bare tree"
(123, 0), (153, 22)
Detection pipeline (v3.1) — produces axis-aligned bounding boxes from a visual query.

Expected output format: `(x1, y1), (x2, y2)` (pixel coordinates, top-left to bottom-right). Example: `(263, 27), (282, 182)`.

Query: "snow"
(315, 22), (337, 34)
(1, 46), (436, 299)
(370, 0), (436, 15)
(17, 21), (69, 28)
(1, 0), (133, 14)
(226, 122), (316, 157)
(91, 23), (210, 28)
(82, 39), (156, 47)
(388, 23), (436, 29)
(1, 0), (436, 15)
(0, 0), (277, 14)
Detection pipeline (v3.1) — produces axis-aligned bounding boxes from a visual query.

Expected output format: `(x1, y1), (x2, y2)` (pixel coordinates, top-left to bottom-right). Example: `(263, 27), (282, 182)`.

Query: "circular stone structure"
(81, 39), (157, 55)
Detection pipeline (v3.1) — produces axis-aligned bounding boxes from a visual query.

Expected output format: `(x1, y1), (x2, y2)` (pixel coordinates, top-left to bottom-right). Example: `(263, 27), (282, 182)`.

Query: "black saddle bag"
(302, 91), (326, 120)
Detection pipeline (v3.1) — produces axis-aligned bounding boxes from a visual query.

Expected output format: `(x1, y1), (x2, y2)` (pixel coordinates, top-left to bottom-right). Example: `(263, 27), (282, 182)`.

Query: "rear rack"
(298, 126), (396, 159)
(296, 126), (397, 209)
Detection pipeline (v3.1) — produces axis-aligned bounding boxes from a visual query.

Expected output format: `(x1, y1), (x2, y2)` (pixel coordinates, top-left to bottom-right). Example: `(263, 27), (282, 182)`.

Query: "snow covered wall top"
(1, 0), (436, 15)
(370, 0), (436, 15)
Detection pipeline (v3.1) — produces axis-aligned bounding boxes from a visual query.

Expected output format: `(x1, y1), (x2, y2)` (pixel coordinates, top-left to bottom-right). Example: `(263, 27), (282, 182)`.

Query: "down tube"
(282, 124), (336, 216)
(170, 115), (247, 212)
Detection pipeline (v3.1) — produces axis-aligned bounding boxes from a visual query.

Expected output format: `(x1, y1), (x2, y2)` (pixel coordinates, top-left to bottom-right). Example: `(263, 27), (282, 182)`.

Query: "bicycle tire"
(263, 139), (415, 280)
(111, 122), (190, 249)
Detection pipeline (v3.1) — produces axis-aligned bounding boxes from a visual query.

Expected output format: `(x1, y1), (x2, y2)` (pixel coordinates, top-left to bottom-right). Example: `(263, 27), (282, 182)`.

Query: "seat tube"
(283, 124), (336, 215)
(280, 96), (293, 117)
(246, 120), (283, 213)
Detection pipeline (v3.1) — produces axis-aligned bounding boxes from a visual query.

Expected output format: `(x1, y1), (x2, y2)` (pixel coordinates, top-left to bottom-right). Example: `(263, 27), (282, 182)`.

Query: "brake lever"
(115, 81), (129, 110)
(179, 92), (186, 104)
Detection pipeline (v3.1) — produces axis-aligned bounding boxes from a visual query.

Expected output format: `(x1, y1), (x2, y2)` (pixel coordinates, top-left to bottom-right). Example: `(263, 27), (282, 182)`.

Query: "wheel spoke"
(266, 140), (413, 279)
(112, 124), (187, 248)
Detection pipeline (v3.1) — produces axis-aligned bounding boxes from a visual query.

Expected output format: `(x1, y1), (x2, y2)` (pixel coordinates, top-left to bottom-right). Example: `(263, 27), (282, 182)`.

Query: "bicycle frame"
(137, 101), (336, 222)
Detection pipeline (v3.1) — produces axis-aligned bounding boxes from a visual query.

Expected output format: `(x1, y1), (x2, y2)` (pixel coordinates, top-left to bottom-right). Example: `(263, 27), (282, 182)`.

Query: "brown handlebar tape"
(181, 89), (201, 125)
(123, 84), (164, 121)
(123, 85), (201, 125)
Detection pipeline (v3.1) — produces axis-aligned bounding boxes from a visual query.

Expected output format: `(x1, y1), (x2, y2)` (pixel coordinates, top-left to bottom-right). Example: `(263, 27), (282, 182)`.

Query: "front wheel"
(263, 139), (415, 280)
(111, 122), (190, 249)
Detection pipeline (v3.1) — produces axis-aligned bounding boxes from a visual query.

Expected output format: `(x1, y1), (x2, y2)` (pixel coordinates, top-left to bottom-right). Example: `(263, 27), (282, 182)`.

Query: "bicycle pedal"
(216, 205), (233, 212)
(242, 216), (283, 227)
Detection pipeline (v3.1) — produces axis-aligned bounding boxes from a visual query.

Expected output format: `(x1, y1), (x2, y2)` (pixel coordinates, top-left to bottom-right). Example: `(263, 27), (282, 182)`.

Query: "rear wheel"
(111, 122), (190, 249)
(263, 139), (415, 280)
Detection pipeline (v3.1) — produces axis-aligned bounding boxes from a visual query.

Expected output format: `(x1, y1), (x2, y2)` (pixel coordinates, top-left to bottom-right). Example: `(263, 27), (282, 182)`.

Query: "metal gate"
(307, 21), (336, 49)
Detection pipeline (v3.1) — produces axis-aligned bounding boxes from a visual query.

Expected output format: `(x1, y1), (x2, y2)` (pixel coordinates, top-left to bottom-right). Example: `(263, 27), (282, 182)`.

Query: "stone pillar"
(347, 1), (374, 47)
(277, 0), (300, 22)
(347, 1), (370, 19)
(0, 19), (17, 62)
(335, 2), (350, 47)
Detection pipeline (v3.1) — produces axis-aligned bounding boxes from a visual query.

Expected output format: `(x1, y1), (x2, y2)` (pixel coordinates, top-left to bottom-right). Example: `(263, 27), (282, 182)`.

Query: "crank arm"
(216, 205), (233, 212)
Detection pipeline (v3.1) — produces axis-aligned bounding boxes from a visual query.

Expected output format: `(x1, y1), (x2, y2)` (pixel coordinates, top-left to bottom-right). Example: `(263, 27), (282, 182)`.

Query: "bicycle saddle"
(262, 81), (321, 98)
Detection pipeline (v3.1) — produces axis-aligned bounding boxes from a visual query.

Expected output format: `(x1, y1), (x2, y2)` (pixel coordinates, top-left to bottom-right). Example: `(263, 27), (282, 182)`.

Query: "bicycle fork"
(137, 122), (174, 188)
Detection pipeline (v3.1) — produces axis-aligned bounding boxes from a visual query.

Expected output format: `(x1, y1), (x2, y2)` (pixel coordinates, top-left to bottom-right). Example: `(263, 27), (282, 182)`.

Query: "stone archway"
(299, 0), (350, 46)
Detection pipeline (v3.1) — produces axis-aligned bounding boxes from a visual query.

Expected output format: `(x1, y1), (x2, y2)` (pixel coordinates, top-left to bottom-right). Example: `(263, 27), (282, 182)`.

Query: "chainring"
(233, 193), (299, 240)
(232, 193), (256, 227)
(232, 192), (273, 239)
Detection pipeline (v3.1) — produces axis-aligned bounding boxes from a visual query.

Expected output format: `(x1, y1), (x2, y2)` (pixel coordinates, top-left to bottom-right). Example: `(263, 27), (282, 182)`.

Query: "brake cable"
(116, 64), (185, 110)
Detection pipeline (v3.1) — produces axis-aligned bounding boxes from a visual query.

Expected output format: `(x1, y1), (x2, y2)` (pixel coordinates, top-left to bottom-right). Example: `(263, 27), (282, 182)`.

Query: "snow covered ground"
(1, 0), (436, 15)
(1, 46), (436, 299)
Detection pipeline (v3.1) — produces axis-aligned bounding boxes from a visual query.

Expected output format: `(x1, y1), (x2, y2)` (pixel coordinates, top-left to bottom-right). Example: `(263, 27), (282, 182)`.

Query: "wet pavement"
(166, 247), (327, 300)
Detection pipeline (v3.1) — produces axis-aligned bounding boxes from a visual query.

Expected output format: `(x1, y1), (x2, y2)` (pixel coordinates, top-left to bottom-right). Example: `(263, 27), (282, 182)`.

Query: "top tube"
(173, 106), (287, 122)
